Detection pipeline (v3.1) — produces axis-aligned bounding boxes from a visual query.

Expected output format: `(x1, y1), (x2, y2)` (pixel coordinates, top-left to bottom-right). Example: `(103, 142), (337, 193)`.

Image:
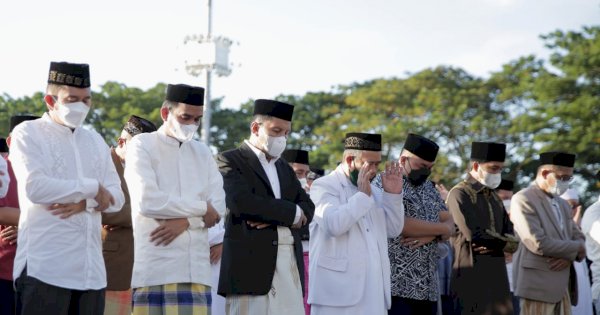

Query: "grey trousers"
(15, 270), (105, 315)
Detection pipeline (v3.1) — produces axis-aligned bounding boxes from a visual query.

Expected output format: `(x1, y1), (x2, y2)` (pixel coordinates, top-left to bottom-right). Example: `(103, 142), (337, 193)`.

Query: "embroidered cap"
(47, 62), (91, 88)
(344, 133), (382, 151)
(123, 115), (157, 136)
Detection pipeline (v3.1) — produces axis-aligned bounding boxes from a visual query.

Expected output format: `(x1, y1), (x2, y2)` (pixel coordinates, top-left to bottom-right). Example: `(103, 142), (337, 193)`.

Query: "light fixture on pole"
(183, 0), (233, 145)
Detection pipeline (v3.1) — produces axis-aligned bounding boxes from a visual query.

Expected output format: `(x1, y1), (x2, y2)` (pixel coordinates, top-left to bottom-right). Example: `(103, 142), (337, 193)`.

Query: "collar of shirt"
(244, 139), (279, 165)
(41, 112), (80, 135)
(335, 164), (355, 188)
(157, 125), (182, 147)
(465, 174), (487, 193)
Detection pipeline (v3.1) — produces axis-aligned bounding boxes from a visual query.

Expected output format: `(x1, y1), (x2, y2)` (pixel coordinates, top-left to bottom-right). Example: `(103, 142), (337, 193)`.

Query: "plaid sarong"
(104, 289), (132, 315)
(132, 283), (211, 315)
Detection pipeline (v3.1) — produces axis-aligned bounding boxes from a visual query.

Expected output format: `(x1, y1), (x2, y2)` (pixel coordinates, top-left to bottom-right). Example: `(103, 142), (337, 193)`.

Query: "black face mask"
(405, 158), (431, 186)
(408, 167), (431, 186)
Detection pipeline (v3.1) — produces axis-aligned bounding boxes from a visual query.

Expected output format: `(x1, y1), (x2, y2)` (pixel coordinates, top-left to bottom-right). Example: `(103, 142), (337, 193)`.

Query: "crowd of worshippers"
(0, 60), (599, 315)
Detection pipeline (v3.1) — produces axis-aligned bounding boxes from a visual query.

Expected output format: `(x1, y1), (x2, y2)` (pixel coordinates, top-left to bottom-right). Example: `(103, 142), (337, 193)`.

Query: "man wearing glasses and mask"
(373, 133), (454, 314)
(447, 141), (517, 315)
(511, 152), (585, 315)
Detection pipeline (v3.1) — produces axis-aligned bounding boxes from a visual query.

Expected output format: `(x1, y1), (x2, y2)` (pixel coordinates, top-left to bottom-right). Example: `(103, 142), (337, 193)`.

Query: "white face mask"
(115, 140), (127, 163)
(54, 100), (89, 128)
(548, 174), (570, 196)
(478, 167), (502, 189)
(258, 127), (286, 157)
(298, 177), (308, 189)
(168, 113), (198, 142)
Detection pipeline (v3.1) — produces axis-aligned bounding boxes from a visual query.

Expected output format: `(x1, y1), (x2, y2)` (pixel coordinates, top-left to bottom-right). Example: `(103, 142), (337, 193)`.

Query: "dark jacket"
(101, 149), (133, 291)
(216, 142), (315, 296)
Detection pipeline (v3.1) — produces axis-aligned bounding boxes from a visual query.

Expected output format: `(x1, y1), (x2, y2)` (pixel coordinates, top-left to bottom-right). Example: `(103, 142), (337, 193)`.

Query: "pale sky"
(0, 0), (598, 108)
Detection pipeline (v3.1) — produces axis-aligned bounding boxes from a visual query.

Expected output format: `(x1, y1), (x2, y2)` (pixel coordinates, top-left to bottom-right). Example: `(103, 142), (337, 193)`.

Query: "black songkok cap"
(539, 151), (576, 168)
(496, 179), (514, 191)
(403, 133), (439, 162)
(470, 142), (506, 162)
(253, 99), (294, 121)
(124, 115), (157, 136)
(344, 133), (382, 151)
(0, 138), (7, 153)
(10, 115), (39, 132)
(47, 62), (91, 88)
(282, 149), (309, 165)
(310, 167), (325, 176)
(166, 84), (205, 106)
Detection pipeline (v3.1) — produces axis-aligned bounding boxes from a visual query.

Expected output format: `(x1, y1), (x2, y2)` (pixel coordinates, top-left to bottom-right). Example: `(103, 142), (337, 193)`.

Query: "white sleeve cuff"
(188, 217), (205, 229)
(80, 178), (99, 199)
(293, 206), (302, 224)
(85, 198), (99, 213)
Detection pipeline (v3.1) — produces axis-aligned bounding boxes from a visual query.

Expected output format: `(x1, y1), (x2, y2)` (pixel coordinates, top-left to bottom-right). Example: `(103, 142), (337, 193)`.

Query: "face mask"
(478, 167), (502, 189)
(548, 174), (570, 196)
(349, 160), (374, 186)
(168, 113), (198, 142)
(298, 177), (308, 189)
(258, 127), (286, 157)
(115, 140), (127, 162)
(404, 158), (431, 186)
(502, 199), (511, 213)
(349, 168), (359, 186)
(54, 100), (89, 128)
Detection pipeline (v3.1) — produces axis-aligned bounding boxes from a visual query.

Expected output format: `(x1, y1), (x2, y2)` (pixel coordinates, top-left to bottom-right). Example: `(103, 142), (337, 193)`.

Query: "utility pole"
(183, 0), (233, 145)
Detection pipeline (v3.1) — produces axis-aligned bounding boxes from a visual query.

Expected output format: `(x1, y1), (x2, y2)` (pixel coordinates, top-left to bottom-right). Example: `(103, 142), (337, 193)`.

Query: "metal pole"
(203, 69), (212, 144)
(201, 0), (213, 144)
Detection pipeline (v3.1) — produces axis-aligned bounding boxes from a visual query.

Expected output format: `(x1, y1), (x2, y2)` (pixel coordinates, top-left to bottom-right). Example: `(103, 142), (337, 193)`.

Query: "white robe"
(125, 125), (226, 288)
(209, 221), (225, 315)
(308, 165), (404, 314)
(10, 113), (124, 290)
(572, 260), (593, 315)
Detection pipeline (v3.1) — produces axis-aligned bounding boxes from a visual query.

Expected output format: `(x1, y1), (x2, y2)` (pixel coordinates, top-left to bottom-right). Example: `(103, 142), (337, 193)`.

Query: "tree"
(90, 82), (165, 144)
(489, 26), (600, 202)
(210, 98), (253, 153)
(0, 92), (47, 136)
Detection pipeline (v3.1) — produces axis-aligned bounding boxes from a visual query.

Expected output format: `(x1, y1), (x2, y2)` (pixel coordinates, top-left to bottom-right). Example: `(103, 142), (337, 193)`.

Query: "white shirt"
(244, 140), (301, 223)
(0, 157), (8, 198)
(548, 196), (564, 230)
(126, 125), (226, 288)
(581, 199), (600, 299)
(10, 113), (125, 290)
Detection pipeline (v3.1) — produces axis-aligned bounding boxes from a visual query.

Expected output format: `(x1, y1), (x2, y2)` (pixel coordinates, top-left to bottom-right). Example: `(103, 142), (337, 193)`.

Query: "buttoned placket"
(69, 129), (93, 288)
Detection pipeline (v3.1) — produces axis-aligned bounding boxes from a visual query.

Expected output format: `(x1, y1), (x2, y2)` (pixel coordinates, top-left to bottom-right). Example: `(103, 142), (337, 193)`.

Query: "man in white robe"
(309, 132), (405, 314)
(125, 84), (226, 315)
(11, 61), (125, 315)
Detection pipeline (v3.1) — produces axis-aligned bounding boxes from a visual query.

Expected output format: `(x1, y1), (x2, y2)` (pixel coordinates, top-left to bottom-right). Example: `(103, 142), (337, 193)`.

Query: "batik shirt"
(374, 175), (446, 301)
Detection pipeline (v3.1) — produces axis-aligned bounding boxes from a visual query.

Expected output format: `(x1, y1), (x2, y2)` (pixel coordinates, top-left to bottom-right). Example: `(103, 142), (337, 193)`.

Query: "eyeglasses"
(549, 172), (574, 182)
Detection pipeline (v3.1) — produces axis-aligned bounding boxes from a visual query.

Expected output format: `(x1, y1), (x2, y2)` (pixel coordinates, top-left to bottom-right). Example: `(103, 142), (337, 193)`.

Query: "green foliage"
(1, 25), (598, 204)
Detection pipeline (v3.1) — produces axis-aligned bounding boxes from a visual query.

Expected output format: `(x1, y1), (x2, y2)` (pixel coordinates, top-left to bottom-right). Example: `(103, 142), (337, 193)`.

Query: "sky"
(0, 0), (598, 109)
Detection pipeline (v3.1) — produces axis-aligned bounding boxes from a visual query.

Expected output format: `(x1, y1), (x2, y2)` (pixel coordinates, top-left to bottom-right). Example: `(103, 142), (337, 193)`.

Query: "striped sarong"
(104, 289), (132, 315)
(132, 283), (211, 315)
